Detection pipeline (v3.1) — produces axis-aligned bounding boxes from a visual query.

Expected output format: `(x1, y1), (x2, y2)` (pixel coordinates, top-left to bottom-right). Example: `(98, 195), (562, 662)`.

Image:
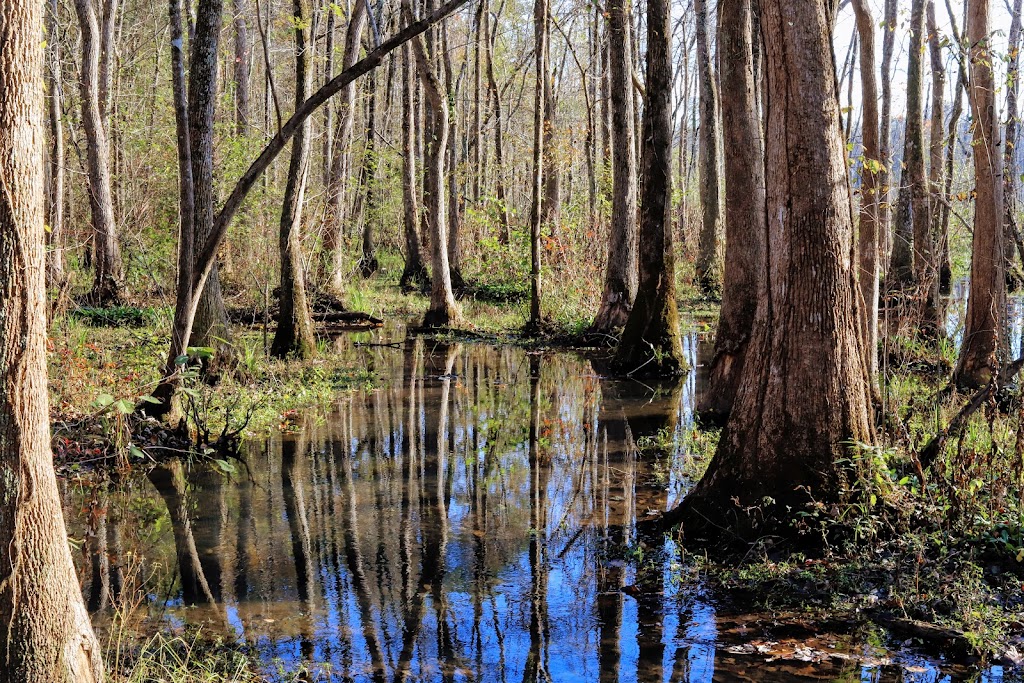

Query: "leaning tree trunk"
(697, 0), (765, 421)
(407, 1), (461, 328)
(400, 42), (428, 291)
(612, 0), (684, 376)
(852, 0), (881, 383)
(954, 0), (1007, 389)
(590, 0), (637, 332)
(271, 0), (317, 359)
(693, 0), (723, 297)
(73, 0), (125, 306)
(46, 0), (66, 287)
(189, 0), (234, 369)
(0, 1), (103, 677)
(662, 0), (874, 543)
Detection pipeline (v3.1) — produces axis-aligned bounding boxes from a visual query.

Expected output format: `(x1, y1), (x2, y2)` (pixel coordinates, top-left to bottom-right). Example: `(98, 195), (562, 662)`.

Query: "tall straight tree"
(954, 0), (1006, 389)
(662, 0), (873, 541)
(591, 0), (637, 332)
(271, 0), (317, 358)
(612, 0), (683, 375)
(232, 0), (251, 134)
(45, 0), (65, 286)
(527, 0), (549, 331)
(693, 0), (723, 296)
(697, 0), (765, 420)
(853, 0), (881, 381)
(0, 1), (103, 678)
(73, 0), (125, 305)
(400, 42), (428, 290)
(879, 0), (898, 244)
(1006, 0), (1023, 273)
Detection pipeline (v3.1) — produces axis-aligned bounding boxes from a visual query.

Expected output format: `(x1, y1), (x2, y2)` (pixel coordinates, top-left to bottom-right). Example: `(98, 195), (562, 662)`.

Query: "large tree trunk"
(400, 42), (428, 290)
(189, 0), (233, 368)
(407, 3), (461, 328)
(0, 2), (103, 677)
(324, 0), (368, 293)
(697, 0), (765, 421)
(662, 0), (874, 543)
(232, 0), (251, 135)
(693, 0), (723, 297)
(612, 0), (683, 375)
(527, 0), (549, 332)
(954, 0), (1006, 389)
(271, 0), (317, 359)
(74, 0), (125, 306)
(590, 0), (637, 332)
(45, 0), (65, 287)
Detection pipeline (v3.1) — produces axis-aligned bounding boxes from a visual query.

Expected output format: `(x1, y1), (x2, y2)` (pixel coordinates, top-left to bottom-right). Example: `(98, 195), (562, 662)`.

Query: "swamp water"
(63, 327), (1022, 682)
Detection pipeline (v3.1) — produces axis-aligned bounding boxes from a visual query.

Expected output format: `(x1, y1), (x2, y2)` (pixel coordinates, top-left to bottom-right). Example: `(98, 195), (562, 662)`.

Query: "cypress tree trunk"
(697, 0), (765, 421)
(612, 0), (683, 376)
(591, 0), (637, 332)
(271, 0), (317, 359)
(954, 0), (1006, 389)
(693, 0), (723, 297)
(0, 1), (103, 676)
(662, 0), (874, 543)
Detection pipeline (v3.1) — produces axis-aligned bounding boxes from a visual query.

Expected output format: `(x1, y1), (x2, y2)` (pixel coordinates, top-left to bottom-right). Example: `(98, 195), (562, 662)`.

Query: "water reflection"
(64, 331), (1020, 682)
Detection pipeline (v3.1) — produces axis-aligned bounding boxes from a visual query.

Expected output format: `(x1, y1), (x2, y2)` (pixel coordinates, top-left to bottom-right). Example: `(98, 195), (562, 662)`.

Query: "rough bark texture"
(852, 0), (881, 382)
(697, 0), (765, 421)
(693, 0), (723, 297)
(407, 2), (460, 328)
(271, 0), (317, 359)
(954, 0), (1006, 389)
(400, 42), (428, 290)
(663, 0), (874, 543)
(612, 0), (683, 376)
(0, 2), (103, 677)
(189, 0), (233, 364)
(45, 0), (65, 287)
(590, 0), (637, 332)
(324, 0), (368, 293)
(74, 0), (125, 306)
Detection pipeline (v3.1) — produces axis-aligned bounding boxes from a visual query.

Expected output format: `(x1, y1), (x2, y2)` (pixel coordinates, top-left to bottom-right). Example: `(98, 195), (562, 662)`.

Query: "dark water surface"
(63, 326), (1021, 682)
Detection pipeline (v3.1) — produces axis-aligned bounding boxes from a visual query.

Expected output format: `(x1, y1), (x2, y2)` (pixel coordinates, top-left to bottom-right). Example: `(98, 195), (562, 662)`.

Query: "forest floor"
(47, 253), (1024, 678)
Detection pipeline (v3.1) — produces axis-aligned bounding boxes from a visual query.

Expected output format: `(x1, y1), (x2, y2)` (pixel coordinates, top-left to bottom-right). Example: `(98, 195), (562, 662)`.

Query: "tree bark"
(612, 0), (683, 375)
(232, 0), (251, 135)
(74, 0), (125, 306)
(485, 7), (511, 241)
(1005, 0), (1023, 285)
(358, 68), (381, 278)
(271, 0), (317, 359)
(45, 0), (65, 287)
(954, 0), (1006, 389)
(926, 0), (946, 303)
(662, 0), (874, 543)
(697, 0), (766, 421)
(526, 0), (549, 332)
(591, 0), (637, 332)
(879, 0), (897, 251)
(852, 0), (881, 383)
(0, 1), (103, 676)
(693, 0), (723, 297)
(400, 42), (428, 290)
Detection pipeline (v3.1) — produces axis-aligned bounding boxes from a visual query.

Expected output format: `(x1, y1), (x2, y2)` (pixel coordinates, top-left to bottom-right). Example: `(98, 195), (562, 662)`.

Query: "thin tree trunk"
(910, 0), (939, 333)
(271, 0), (317, 359)
(233, 0), (251, 134)
(612, 0), (683, 375)
(74, 0), (125, 306)
(526, 0), (549, 331)
(46, 0), (65, 287)
(954, 0), (1007, 389)
(0, 1), (103, 675)
(697, 0), (765, 420)
(693, 0), (723, 296)
(359, 68), (380, 277)
(1005, 0), (1024, 285)
(591, 0), (637, 332)
(926, 0), (946, 297)
(541, 23), (560, 234)
(485, 9), (511, 241)
(662, 0), (873, 543)
(879, 0), (897, 254)
(400, 42), (428, 290)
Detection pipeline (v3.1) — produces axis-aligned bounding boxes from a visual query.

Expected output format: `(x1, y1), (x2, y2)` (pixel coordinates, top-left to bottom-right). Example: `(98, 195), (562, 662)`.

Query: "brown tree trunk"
(591, 0), (637, 332)
(232, 0), (251, 135)
(46, 0), (65, 287)
(954, 0), (1006, 389)
(697, 0), (766, 421)
(910, 0), (939, 333)
(693, 0), (723, 297)
(1005, 0), (1023, 286)
(358, 69), (381, 278)
(879, 0), (897, 253)
(400, 42), (428, 290)
(74, 0), (125, 306)
(612, 0), (683, 375)
(852, 0), (881, 383)
(0, 2), (103, 676)
(662, 0), (873, 543)
(271, 0), (317, 359)
(526, 0), (549, 332)
(926, 0), (946, 301)
(407, 1), (461, 328)
(324, 0), (368, 293)
(485, 10), (511, 241)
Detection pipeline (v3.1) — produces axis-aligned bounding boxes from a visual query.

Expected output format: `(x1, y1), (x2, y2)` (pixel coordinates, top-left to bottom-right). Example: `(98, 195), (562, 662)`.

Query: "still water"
(62, 327), (1021, 682)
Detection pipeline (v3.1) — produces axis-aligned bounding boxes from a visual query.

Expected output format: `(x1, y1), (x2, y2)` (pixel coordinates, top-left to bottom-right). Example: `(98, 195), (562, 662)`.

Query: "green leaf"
(129, 445), (146, 459)
(113, 399), (133, 415)
(94, 393), (114, 408)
